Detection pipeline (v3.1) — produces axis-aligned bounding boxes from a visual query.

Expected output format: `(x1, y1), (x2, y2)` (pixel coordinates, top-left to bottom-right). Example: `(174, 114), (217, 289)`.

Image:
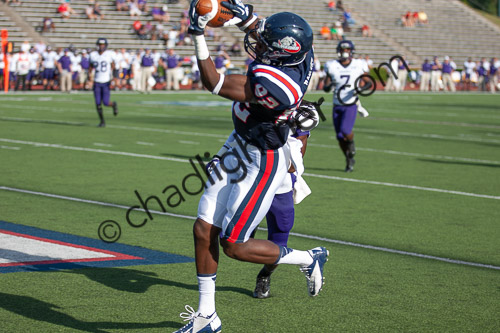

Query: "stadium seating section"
(1, 0), (499, 68)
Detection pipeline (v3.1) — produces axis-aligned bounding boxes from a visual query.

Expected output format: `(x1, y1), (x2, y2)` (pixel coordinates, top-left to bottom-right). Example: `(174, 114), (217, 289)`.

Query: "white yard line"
(0, 145), (21, 150)
(1, 186), (498, 271)
(308, 144), (500, 165)
(1, 137), (498, 201)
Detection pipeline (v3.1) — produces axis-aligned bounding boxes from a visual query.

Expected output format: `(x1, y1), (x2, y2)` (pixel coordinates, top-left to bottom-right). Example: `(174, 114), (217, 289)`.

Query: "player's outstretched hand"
(188, 0), (216, 35)
(221, 0), (253, 27)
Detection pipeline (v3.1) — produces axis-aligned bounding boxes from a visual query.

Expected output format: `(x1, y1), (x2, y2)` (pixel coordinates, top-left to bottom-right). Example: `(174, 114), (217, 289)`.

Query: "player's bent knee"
(193, 218), (213, 242)
(220, 239), (243, 260)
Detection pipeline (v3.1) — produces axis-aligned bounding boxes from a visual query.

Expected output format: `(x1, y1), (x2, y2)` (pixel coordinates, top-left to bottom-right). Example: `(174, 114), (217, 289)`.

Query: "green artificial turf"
(0, 91), (499, 332)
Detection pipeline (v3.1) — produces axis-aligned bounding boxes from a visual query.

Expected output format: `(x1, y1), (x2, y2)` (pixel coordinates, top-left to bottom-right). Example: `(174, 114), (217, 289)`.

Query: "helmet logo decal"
(273, 36), (301, 54)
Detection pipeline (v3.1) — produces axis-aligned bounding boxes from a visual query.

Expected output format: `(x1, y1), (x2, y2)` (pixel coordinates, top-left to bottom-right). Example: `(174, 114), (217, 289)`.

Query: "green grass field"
(0, 91), (499, 332)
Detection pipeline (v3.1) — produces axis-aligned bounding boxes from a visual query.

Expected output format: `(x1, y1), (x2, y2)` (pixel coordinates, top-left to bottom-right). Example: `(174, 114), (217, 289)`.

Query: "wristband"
(212, 74), (225, 95)
(239, 14), (258, 31)
(193, 35), (210, 60)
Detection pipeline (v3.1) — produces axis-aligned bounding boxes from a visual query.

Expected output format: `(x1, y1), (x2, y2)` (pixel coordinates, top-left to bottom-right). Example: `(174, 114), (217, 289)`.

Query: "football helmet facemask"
(244, 12), (313, 67)
(337, 40), (355, 61)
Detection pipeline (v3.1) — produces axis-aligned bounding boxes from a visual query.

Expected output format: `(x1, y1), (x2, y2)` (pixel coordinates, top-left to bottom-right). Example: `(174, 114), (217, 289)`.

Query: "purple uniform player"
(323, 40), (373, 172)
(252, 127), (311, 298)
(89, 38), (118, 127)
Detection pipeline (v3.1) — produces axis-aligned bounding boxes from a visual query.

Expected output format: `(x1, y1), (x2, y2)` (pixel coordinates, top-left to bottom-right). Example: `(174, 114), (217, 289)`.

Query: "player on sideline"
(174, 1), (329, 332)
(89, 38), (118, 127)
(323, 40), (372, 172)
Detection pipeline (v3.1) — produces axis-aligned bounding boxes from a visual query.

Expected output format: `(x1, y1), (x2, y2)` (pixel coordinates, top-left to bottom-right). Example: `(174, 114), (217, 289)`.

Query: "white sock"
(197, 274), (216, 317)
(275, 246), (313, 266)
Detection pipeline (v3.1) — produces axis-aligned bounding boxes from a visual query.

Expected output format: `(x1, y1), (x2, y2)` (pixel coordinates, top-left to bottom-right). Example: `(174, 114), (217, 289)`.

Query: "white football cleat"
(173, 305), (221, 333)
(300, 247), (329, 297)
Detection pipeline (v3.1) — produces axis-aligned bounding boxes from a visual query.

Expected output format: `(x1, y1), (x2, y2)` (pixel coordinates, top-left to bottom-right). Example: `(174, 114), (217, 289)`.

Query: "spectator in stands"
(129, 0), (142, 17)
(343, 8), (355, 26)
(161, 48), (182, 91)
(152, 5), (170, 23)
(320, 25), (332, 40)
(327, 0), (335, 11)
(430, 56), (441, 92)
(214, 50), (230, 74)
(93, 2), (104, 20)
(489, 57), (499, 93)
(116, 0), (127, 11)
(229, 41), (241, 56)
(140, 48), (155, 93)
(418, 11), (428, 25)
(86, 4), (98, 20)
(420, 58), (431, 91)
(42, 17), (56, 33)
(404, 11), (414, 27)
(361, 24), (372, 37)
(133, 19), (142, 34)
(441, 56), (456, 92)
(463, 57), (476, 91)
(57, 1), (75, 20)
(332, 21), (344, 40)
(336, 0), (344, 11)
(412, 12), (420, 25)
(137, 0), (148, 12)
(155, 22), (167, 41)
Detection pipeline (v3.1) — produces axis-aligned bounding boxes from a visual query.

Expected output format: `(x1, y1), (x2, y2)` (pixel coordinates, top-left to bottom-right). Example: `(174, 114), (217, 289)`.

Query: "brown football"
(195, 0), (235, 28)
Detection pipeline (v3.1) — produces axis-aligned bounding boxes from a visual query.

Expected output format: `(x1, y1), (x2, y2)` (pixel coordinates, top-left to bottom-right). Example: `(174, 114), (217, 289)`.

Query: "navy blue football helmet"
(337, 40), (355, 60)
(96, 37), (108, 52)
(244, 12), (313, 66)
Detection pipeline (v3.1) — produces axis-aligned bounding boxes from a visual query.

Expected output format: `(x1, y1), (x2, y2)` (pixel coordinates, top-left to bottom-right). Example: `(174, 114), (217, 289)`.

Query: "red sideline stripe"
(253, 68), (299, 103)
(0, 229), (142, 266)
(228, 150), (274, 242)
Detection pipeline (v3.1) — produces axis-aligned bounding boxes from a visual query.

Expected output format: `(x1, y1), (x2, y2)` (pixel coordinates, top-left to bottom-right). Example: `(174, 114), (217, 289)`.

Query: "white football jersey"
(463, 61), (476, 75)
(42, 51), (58, 69)
(29, 52), (40, 71)
(115, 51), (130, 70)
(15, 52), (30, 75)
(325, 58), (368, 105)
(89, 50), (116, 83)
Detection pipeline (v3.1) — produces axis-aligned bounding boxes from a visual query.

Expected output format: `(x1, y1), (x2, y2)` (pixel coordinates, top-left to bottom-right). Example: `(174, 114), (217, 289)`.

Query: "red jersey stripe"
(253, 68), (300, 103)
(228, 150), (275, 242)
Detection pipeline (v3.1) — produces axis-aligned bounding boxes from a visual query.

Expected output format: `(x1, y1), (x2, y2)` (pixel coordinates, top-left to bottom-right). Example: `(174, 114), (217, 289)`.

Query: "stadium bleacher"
(1, 0), (499, 69)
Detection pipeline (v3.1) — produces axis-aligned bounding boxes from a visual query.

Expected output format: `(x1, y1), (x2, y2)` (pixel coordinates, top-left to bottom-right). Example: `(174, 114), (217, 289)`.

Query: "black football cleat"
(345, 157), (355, 172)
(97, 122), (106, 128)
(253, 275), (271, 299)
(112, 102), (118, 116)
